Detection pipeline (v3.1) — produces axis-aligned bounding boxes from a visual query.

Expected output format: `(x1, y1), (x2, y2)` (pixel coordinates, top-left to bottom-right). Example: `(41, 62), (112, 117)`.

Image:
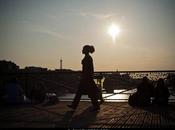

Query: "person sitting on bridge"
(94, 73), (105, 104)
(129, 76), (154, 107)
(4, 77), (25, 105)
(153, 78), (170, 106)
(31, 82), (47, 104)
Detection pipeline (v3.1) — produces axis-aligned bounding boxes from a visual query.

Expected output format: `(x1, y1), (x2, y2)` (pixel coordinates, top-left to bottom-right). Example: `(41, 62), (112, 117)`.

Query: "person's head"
(157, 78), (165, 87)
(82, 45), (95, 55)
(142, 76), (149, 83)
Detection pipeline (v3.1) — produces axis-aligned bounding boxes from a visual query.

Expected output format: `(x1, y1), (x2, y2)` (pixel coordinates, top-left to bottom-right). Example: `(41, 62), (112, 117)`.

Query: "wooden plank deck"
(1, 101), (175, 128)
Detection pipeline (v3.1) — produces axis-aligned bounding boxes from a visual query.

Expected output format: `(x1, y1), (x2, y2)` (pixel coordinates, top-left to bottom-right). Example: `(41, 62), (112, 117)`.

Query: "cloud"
(80, 12), (116, 20)
(21, 19), (72, 40)
(38, 30), (65, 38)
(66, 9), (116, 20)
(30, 27), (71, 40)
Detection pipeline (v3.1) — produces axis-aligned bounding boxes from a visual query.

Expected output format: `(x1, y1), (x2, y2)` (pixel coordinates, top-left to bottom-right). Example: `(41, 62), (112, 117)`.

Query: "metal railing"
(1, 70), (175, 101)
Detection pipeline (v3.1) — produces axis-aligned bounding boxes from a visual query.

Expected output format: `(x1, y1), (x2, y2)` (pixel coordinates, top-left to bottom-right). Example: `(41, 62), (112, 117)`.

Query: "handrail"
(1, 70), (175, 101)
(1, 70), (175, 75)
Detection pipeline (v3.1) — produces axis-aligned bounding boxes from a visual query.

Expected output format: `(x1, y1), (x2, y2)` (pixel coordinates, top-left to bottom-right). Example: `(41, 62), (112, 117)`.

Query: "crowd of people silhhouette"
(128, 76), (170, 107)
(0, 77), (59, 106)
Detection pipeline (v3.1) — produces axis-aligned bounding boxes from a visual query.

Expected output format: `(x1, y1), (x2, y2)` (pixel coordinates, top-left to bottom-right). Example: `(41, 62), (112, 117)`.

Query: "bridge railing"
(1, 70), (175, 101)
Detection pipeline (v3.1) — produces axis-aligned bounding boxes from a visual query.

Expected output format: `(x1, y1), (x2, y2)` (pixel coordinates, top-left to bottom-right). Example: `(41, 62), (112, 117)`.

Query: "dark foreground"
(1, 101), (175, 128)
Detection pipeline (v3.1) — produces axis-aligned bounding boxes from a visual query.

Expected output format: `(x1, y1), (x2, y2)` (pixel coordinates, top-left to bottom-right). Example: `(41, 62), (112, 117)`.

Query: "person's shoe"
(67, 104), (76, 110)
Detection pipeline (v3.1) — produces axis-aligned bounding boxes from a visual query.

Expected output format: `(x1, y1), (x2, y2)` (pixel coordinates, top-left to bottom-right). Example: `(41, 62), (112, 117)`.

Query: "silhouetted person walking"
(153, 78), (170, 106)
(67, 45), (100, 111)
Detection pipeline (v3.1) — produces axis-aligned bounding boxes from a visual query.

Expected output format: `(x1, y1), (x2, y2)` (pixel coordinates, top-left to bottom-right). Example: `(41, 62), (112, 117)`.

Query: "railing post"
(24, 72), (28, 97)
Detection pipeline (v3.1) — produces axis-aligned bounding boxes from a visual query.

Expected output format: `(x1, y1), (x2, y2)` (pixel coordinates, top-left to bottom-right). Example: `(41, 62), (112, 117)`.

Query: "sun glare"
(108, 23), (121, 42)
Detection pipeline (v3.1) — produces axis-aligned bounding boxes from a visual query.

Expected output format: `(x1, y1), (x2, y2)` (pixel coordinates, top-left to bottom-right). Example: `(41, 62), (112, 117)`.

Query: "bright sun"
(108, 23), (121, 42)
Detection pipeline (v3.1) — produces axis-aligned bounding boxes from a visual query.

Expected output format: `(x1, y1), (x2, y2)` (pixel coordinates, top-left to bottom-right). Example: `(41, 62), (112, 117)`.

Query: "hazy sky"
(0, 0), (175, 71)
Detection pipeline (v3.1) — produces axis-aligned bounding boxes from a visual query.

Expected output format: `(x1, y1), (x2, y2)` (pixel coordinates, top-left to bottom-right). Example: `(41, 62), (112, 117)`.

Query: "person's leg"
(99, 89), (105, 104)
(68, 88), (82, 109)
(90, 96), (100, 111)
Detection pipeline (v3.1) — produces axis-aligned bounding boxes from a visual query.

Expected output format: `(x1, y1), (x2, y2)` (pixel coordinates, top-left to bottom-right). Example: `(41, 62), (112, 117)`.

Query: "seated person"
(31, 82), (47, 104)
(128, 76), (154, 107)
(153, 78), (170, 106)
(0, 80), (6, 105)
(4, 77), (25, 104)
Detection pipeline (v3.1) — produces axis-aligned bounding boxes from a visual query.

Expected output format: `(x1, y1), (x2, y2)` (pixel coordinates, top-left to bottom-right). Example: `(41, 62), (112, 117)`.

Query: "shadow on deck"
(1, 101), (175, 128)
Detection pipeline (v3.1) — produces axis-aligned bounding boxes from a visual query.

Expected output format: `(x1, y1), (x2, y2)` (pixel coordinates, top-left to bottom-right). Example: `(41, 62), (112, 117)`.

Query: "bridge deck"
(1, 101), (175, 128)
